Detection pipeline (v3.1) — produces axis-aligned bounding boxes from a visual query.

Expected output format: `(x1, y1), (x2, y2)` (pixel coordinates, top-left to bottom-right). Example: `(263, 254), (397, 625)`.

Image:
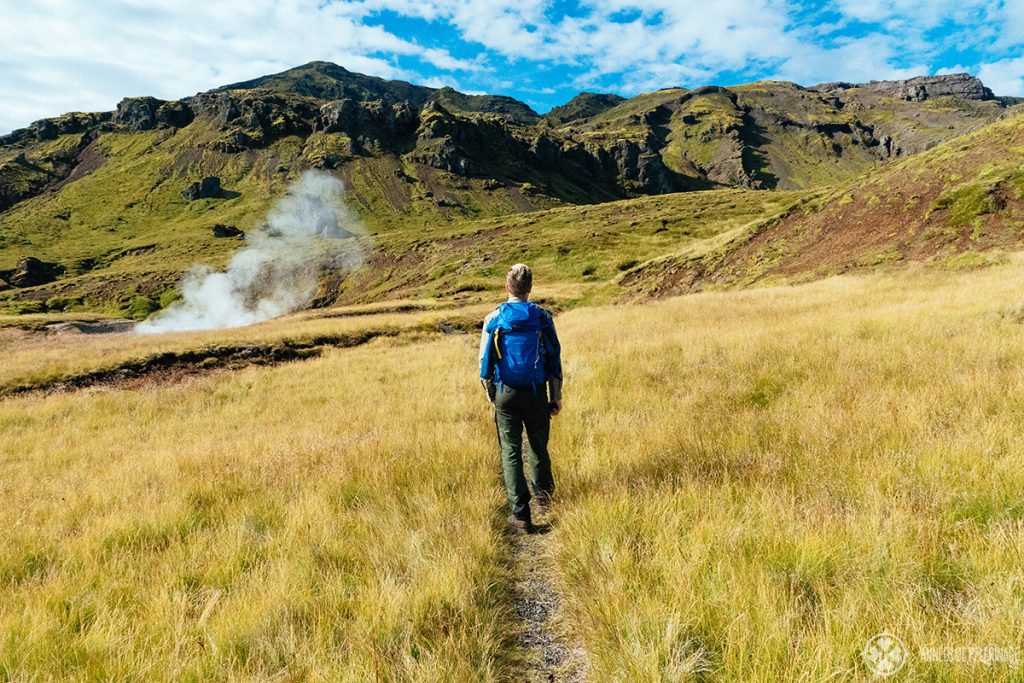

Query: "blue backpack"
(484, 302), (549, 388)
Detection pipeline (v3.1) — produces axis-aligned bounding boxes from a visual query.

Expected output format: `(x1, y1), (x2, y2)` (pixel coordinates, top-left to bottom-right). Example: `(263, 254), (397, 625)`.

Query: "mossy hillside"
(431, 87), (539, 124)
(335, 188), (804, 308)
(561, 79), (1015, 191)
(215, 61), (435, 105)
(0, 123), (298, 313)
(580, 88), (690, 127)
(624, 112), (1024, 296)
(1, 64), (1018, 316)
(0, 115), (575, 314)
(0, 118), (800, 315)
(658, 91), (747, 180)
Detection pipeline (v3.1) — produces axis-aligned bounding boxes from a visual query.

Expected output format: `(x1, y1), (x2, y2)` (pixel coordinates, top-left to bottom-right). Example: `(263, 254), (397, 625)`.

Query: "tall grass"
(0, 333), (516, 680)
(3, 257), (1024, 679)
(550, 259), (1024, 680)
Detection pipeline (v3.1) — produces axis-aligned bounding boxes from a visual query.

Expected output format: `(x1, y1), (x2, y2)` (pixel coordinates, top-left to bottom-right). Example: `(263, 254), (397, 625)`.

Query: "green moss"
(855, 249), (902, 267)
(932, 184), (996, 227)
(158, 290), (180, 308)
(1007, 170), (1024, 200)
(126, 296), (160, 320)
(943, 250), (1007, 270)
(745, 377), (784, 408)
(301, 132), (354, 169)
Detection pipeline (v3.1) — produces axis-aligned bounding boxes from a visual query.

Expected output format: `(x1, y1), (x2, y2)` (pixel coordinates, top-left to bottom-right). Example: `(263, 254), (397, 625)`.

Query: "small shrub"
(944, 249), (1007, 271)
(159, 290), (179, 308)
(932, 184), (996, 226)
(126, 295), (160, 320)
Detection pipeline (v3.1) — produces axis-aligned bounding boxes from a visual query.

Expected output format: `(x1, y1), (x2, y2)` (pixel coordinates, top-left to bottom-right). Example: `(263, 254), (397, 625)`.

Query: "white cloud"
(775, 33), (929, 85)
(834, 0), (992, 29)
(0, 0), (472, 132)
(998, 0), (1024, 46)
(3, 0), (1024, 133)
(977, 56), (1024, 96)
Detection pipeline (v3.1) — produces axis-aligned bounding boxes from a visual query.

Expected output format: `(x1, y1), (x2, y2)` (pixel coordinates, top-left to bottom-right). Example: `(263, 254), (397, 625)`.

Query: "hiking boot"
(507, 514), (532, 534)
(534, 491), (553, 513)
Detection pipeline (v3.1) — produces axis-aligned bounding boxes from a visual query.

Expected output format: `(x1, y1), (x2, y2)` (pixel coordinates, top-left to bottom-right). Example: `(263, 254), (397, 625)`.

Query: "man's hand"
(481, 379), (496, 404)
(550, 400), (562, 416)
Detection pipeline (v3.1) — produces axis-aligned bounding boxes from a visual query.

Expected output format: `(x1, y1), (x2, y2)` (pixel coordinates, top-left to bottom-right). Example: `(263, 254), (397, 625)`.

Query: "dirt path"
(510, 509), (588, 682)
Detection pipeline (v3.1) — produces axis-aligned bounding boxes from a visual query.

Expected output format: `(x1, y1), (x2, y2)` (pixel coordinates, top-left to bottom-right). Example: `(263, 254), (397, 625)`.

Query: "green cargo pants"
(494, 384), (554, 521)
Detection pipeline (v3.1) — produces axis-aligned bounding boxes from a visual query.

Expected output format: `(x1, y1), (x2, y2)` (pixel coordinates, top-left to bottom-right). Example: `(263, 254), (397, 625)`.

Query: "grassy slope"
(3, 255), (1024, 679)
(625, 111), (1024, 297)
(0, 117), (801, 315)
(0, 121), (552, 315)
(340, 189), (802, 308)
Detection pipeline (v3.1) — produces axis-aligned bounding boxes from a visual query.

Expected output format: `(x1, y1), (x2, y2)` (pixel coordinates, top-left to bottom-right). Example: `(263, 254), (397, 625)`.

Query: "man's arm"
(542, 313), (563, 408)
(479, 310), (498, 402)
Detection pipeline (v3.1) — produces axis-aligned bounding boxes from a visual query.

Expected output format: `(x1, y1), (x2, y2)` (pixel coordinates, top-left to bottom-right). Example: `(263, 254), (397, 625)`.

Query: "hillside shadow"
(738, 115), (779, 189)
(644, 105), (720, 192)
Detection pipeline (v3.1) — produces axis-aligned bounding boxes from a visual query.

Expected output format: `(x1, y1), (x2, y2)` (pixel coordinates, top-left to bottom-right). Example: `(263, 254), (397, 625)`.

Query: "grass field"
(3, 253), (1024, 680)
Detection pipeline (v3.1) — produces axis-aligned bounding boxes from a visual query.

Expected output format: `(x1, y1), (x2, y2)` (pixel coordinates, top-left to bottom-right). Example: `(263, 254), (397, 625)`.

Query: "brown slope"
(623, 111), (1024, 297)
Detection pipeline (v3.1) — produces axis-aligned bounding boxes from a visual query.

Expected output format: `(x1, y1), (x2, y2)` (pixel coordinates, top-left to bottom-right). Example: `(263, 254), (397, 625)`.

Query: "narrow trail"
(509, 508), (589, 682)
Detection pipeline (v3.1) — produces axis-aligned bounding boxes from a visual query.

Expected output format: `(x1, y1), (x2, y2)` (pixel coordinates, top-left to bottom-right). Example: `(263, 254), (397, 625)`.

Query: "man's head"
(506, 263), (533, 298)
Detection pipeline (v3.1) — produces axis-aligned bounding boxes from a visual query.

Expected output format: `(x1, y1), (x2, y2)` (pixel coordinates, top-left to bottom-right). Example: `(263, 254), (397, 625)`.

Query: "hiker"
(479, 263), (563, 534)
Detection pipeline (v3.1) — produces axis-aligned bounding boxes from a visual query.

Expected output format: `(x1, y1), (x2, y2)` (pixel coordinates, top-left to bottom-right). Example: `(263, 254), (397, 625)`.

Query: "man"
(479, 263), (563, 534)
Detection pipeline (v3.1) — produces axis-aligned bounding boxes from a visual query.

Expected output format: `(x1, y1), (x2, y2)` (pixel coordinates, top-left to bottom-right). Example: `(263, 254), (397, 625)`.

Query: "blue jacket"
(479, 301), (562, 393)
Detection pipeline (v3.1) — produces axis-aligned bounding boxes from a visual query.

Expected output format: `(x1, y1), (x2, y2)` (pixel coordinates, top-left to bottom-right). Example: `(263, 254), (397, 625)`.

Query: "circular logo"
(863, 632), (908, 677)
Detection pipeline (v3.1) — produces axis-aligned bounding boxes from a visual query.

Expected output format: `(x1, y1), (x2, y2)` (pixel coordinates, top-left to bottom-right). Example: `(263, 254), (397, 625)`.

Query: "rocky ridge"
(0, 65), (1019, 215)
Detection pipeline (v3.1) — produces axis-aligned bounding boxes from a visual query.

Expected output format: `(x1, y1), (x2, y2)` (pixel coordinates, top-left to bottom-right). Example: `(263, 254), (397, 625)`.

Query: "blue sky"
(2, 0), (1023, 133)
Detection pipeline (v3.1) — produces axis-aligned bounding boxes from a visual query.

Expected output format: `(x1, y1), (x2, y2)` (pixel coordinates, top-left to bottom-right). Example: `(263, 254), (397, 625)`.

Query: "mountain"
(0, 62), (1020, 316)
(217, 62), (541, 124)
(541, 92), (626, 126)
(622, 110), (1024, 296)
(2, 63), (1016, 214)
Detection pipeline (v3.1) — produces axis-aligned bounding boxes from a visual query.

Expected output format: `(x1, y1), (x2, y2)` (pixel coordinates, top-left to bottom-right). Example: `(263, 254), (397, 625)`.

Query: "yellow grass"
(4, 257), (1024, 679)
(0, 333), (514, 680)
(0, 301), (493, 393)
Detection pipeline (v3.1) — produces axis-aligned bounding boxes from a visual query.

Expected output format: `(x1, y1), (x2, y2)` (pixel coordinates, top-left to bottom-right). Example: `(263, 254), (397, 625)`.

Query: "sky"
(2, 0), (1023, 133)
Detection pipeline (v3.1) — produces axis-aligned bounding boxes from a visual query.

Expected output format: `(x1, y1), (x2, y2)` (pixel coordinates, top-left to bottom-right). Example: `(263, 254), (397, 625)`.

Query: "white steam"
(137, 170), (364, 334)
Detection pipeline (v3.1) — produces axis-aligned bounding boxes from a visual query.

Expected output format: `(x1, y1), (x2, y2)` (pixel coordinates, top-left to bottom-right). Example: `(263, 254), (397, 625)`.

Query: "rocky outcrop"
(211, 223), (244, 238)
(1, 257), (64, 287)
(181, 177), (221, 200)
(814, 74), (994, 101)
(113, 97), (195, 131)
(543, 92), (626, 126)
(184, 91), (319, 151)
(316, 98), (417, 150)
(1, 112), (110, 146)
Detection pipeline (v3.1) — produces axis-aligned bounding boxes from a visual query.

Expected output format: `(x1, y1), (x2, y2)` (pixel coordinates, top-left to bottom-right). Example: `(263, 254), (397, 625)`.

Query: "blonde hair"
(506, 263), (533, 297)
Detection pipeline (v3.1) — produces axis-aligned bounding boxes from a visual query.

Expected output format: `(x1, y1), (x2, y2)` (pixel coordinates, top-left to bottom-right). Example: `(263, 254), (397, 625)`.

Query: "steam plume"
(137, 170), (363, 334)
